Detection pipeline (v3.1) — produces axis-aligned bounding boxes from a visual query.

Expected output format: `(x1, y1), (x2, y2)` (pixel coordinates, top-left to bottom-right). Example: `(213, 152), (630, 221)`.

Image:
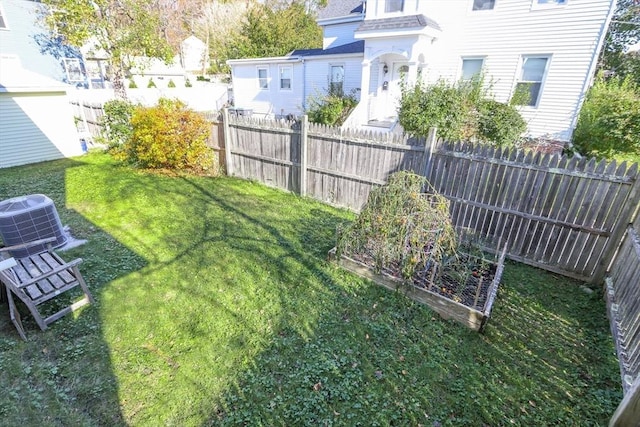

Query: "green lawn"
(0, 152), (622, 426)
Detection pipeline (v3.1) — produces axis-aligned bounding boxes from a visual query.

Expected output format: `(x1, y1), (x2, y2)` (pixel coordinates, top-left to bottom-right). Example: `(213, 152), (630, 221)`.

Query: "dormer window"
(385, 0), (404, 13)
(473, 0), (495, 10)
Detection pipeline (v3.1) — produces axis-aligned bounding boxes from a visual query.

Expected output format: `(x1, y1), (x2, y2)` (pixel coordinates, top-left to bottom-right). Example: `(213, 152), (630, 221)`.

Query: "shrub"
(477, 99), (527, 147)
(398, 79), (471, 141)
(399, 76), (526, 146)
(572, 75), (640, 162)
(128, 79), (138, 89)
(147, 78), (156, 88)
(167, 79), (176, 88)
(307, 88), (358, 126)
(337, 171), (458, 281)
(98, 99), (135, 148)
(123, 98), (214, 171)
(185, 78), (192, 88)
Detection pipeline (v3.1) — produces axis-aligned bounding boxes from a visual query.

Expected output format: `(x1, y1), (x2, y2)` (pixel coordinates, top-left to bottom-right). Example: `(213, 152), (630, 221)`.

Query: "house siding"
(322, 21), (361, 49)
(303, 56), (363, 101)
(424, 0), (613, 140)
(0, 92), (82, 168)
(230, 61), (305, 117)
(0, 0), (66, 82)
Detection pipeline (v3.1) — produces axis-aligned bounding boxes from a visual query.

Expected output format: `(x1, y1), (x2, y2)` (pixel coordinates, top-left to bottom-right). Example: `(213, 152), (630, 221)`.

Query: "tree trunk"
(111, 66), (128, 100)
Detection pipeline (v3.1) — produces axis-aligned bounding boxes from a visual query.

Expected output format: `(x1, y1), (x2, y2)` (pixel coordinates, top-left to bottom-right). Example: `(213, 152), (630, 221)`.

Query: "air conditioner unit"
(0, 194), (67, 258)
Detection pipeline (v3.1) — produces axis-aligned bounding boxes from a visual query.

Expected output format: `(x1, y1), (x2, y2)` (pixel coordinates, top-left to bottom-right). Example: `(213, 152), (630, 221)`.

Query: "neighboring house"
(0, 0), (83, 168)
(129, 56), (187, 89)
(227, 0), (616, 141)
(0, 0), (88, 87)
(0, 58), (83, 168)
(180, 35), (209, 74)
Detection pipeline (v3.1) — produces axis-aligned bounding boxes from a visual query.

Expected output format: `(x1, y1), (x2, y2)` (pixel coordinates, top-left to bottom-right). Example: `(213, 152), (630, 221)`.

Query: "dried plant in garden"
(337, 171), (458, 281)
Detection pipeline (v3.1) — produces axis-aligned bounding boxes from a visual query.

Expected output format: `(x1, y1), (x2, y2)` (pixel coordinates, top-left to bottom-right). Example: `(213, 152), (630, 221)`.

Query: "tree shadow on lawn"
(56, 159), (355, 425)
(0, 157), (142, 426)
(206, 263), (622, 425)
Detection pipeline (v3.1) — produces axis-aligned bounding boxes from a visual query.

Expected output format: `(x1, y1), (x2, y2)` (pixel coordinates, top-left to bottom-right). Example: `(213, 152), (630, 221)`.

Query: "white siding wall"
(0, 92), (82, 168)
(323, 22), (362, 49)
(230, 62), (305, 117)
(423, 0), (613, 140)
(303, 56), (363, 105)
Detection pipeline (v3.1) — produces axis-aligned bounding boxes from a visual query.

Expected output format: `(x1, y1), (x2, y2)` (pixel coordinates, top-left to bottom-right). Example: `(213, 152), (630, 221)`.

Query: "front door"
(387, 63), (409, 118)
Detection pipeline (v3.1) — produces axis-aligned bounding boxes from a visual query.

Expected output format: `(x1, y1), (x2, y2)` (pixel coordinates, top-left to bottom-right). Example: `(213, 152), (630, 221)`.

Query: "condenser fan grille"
(0, 194), (67, 258)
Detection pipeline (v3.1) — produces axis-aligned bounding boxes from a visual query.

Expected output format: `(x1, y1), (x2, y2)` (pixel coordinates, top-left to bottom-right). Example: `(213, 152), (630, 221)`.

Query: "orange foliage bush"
(125, 98), (214, 172)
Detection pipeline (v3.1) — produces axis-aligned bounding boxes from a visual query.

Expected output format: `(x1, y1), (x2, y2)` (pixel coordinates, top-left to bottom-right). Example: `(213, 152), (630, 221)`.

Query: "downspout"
(568, 0), (617, 141)
(301, 58), (306, 113)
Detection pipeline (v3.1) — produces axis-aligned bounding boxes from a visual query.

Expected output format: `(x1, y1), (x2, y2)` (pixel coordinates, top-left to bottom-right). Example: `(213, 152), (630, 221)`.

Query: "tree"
(227, 1), (321, 59)
(193, 0), (250, 74)
(42, 0), (173, 98)
(599, 0), (640, 80)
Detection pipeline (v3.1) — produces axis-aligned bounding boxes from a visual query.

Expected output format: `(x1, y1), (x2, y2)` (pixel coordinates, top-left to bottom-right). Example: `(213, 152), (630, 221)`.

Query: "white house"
(0, 57), (83, 168)
(227, 0), (616, 141)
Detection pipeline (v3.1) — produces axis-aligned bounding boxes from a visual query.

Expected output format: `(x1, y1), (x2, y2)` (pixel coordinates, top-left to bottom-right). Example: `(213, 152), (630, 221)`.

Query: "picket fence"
(218, 112), (639, 285)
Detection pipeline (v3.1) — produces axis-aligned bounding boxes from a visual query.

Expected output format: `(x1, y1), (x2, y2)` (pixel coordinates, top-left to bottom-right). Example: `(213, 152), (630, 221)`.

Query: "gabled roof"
(356, 14), (442, 32)
(317, 0), (363, 21)
(290, 41), (365, 57)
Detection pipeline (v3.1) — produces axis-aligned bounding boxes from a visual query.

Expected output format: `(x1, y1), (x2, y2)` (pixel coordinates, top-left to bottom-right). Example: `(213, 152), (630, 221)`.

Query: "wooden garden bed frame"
(329, 246), (507, 332)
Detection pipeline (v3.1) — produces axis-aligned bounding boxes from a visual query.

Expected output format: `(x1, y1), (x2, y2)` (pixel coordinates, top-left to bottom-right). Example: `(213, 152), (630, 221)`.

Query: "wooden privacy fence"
(69, 100), (105, 141)
(607, 210), (640, 426)
(426, 142), (640, 284)
(221, 112), (640, 285)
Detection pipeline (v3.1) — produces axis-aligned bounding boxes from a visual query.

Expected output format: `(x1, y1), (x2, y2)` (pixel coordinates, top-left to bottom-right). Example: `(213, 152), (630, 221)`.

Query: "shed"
(0, 59), (82, 168)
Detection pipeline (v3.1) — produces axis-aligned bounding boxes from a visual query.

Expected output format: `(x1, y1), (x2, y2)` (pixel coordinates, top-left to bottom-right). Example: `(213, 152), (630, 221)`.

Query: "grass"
(0, 151), (622, 426)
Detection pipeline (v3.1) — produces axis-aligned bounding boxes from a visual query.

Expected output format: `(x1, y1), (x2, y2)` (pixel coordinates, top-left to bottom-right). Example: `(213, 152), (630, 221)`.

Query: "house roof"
(0, 60), (71, 93)
(290, 41), (365, 57)
(356, 14), (442, 32)
(317, 0), (363, 20)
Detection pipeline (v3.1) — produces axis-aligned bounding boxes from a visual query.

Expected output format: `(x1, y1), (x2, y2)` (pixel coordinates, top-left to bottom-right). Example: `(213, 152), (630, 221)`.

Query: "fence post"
(222, 108), (233, 176)
(300, 115), (309, 196)
(422, 127), (437, 182)
(609, 375), (640, 427)
(593, 171), (640, 284)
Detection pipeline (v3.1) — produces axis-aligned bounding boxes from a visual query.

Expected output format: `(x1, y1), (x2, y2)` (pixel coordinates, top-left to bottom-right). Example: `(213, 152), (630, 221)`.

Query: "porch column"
(359, 60), (372, 122)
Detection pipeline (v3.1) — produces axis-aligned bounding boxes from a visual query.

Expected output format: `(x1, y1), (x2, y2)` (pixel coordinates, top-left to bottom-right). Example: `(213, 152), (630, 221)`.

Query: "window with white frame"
(514, 56), (549, 107)
(473, 0), (495, 10)
(461, 58), (484, 81)
(385, 0), (404, 13)
(279, 66), (292, 90)
(258, 67), (268, 90)
(63, 58), (84, 82)
(329, 65), (344, 95)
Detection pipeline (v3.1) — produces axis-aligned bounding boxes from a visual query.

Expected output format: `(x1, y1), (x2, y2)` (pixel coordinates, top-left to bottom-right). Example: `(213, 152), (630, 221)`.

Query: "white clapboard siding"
(0, 92), (82, 168)
(425, 0), (613, 140)
(303, 56), (363, 103)
(322, 21), (362, 49)
(230, 61), (305, 117)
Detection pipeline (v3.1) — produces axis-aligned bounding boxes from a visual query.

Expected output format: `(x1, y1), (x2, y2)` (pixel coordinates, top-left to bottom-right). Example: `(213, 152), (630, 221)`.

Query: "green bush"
(128, 79), (138, 89)
(98, 99), (135, 148)
(307, 89), (358, 126)
(399, 77), (526, 146)
(185, 78), (192, 88)
(573, 75), (640, 162)
(398, 79), (471, 141)
(147, 78), (156, 88)
(122, 98), (214, 172)
(477, 99), (527, 147)
(168, 79), (176, 88)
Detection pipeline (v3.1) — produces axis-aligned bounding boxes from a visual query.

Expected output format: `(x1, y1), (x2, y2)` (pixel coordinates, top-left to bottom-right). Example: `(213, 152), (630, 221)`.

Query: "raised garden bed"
(329, 245), (506, 331)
